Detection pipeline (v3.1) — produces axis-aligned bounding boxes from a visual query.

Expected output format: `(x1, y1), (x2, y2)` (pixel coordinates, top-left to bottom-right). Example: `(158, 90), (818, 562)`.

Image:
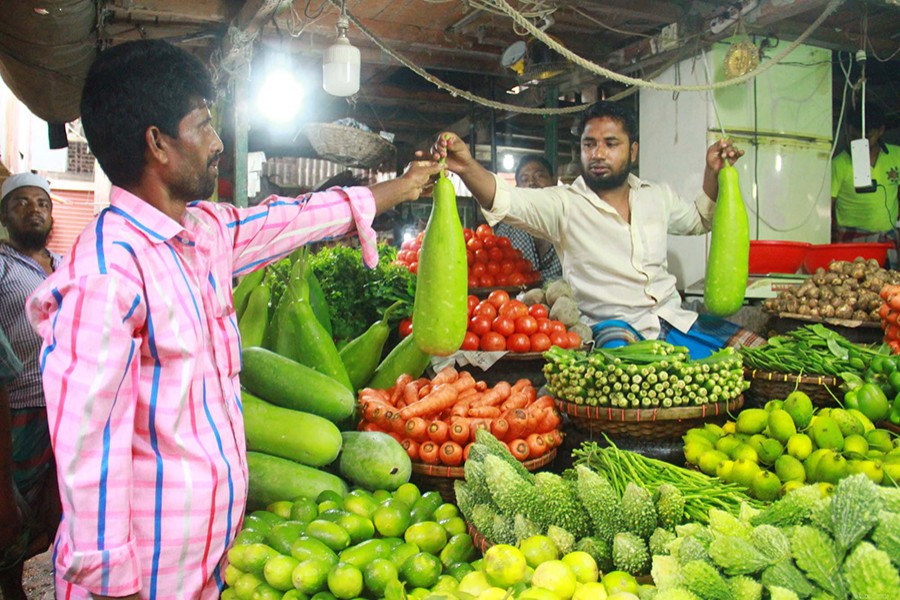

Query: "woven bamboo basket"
(554, 396), (744, 440)
(744, 368), (841, 408)
(303, 123), (396, 169)
(410, 449), (557, 503)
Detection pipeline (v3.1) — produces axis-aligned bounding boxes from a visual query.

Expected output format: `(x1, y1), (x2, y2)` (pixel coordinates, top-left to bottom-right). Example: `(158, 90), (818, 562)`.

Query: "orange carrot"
(470, 381), (511, 408)
(505, 408), (529, 439)
(449, 421), (470, 445)
(394, 372), (414, 391)
(530, 395), (556, 411)
(510, 378), (532, 394)
(450, 399), (472, 418)
(405, 417), (429, 442)
(468, 406), (501, 419)
(886, 311), (900, 326)
(490, 417), (510, 441)
(457, 388), (480, 402)
(500, 391), (530, 411)
(400, 384), (459, 420)
(403, 381), (420, 407)
(507, 438), (529, 460)
(890, 293), (900, 312)
(879, 303), (891, 319)
(417, 384), (432, 399)
(427, 420), (450, 445)
(526, 432), (548, 457)
(475, 380), (488, 392)
(536, 407), (561, 433)
(431, 366), (459, 387)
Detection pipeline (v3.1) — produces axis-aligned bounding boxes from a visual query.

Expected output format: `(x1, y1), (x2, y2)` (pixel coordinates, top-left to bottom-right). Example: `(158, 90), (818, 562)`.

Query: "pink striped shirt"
(26, 186), (377, 599)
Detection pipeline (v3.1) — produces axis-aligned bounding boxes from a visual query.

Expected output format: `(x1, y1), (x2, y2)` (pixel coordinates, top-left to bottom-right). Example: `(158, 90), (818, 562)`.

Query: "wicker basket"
(554, 396), (744, 440)
(410, 449), (557, 503)
(303, 123), (396, 169)
(744, 368), (841, 408)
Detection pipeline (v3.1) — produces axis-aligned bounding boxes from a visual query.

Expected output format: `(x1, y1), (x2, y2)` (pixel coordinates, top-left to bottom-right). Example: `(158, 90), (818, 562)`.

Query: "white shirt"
(483, 173), (716, 339)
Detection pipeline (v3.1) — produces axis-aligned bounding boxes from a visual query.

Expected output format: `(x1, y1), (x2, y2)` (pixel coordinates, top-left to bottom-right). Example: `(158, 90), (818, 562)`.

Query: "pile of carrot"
(357, 365), (563, 467)
(878, 284), (900, 353)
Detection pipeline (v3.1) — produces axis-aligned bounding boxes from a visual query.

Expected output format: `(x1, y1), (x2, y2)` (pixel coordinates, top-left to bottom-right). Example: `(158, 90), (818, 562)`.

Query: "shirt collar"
(570, 172), (649, 199)
(108, 186), (188, 244)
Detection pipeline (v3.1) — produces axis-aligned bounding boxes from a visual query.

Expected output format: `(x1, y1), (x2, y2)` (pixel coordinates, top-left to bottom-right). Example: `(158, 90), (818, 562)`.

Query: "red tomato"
(508, 272), (526, 286)
(516, 258), (532, 272)
(479, 274), (496, 287)
(536, 317), (553, 335)
(480, 332), (507, 352)
(469, 314), (492, 336)
(416, 231), (425, 243)
(530, 332), (552, 352)
(474, 301), (498, 320)
(466, 237), (483, 252)
(567, 331), (583, 348)
(471, 262), (487, 277)
(550, 320), (568, 335)
(463, 228), (474, 241)
(476, 223), (493, 239)
(499, 260), (516, 275)
(497, 236), (512, 249)
(492, 316), (516, 337)
(515, 315), (538, 335)
(495, 274), (510, 287)
(467, 295), (479, 316)
(461, 331), (480, 351)
(399, 318), (413, 338)
(466, 249), (474, 266)
(487, 290), (510, 308)
(486, 261), (501, 276)
(410, 241), (421, 252)
(507, 333), (531, 353)
(474, 249), (490, 264)
(503, 300), (529, 320)
(401, 239), (414, 250)
(488, 247), (504, 262)
(550, 331), (569, 349)
(483, 235), (499, 250)
(408, 261), (418, 275)
(468, 274), (479, 288)
(528, 304), (549, 319)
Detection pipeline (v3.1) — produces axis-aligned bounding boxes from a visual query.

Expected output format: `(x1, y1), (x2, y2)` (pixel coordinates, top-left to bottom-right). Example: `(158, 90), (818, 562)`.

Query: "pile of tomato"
(394, 224), (542, 288)
(400, 289), (583, 353)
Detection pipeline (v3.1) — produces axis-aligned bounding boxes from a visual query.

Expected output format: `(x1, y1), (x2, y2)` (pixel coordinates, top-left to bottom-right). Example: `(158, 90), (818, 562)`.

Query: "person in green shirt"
(831, 103), (900, 262)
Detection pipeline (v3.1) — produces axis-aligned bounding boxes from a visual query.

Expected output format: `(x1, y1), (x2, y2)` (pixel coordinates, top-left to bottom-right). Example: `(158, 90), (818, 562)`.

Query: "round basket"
(744, 368), (841, 408)
(409, 449), (557, 503)
(466, 520), (495, 553)
(554, 396), (743, 440)
(303, 123), (396, 169)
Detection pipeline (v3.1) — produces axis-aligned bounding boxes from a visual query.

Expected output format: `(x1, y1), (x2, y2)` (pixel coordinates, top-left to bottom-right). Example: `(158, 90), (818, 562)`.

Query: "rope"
(327, 0), (843, 115)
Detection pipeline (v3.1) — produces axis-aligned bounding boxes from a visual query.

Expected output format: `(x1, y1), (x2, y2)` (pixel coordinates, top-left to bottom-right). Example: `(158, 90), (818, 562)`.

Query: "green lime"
(438, 516), (467, 537)
(392, 482), (422, 508)
(784, 391), (814, 429)
(767, 409), (797, 444)
(457, 571), (492, 597)
(601, 571), (639, 595)
(336, 513), (375, 545)
(327, 562), (363, 599)
(730, 459), (761, 488)
(786, 433), (813, 461)
(305, 520), (352, 552)
(433, 502), (459, 522)
(561, 551), (599, 584)
(750, 470), (782, 501)
(698, 449), (729, 476)
(483, 544), (528, 588)
(518, 587), (560, 600)
(342, 494), (378, 520)
(389, 542), (420, 568)
(373, 499), (412, 538)
(290, 537), (339, 566)
(432, 574), (459, 592)
(573, 581), (610, 600)
(518, 535), (559, 569)
(250, 583), (281, 600)
(736, 409), (769, 435)
(318, 500), (342, 514)
(266, 501), (294, 520)
(531, 560), (577, 599)
(363, 558), (398, 596)
(317, 490), (344, 504)
(714, 435), (742, 456)
(400, 552), (443, 589)
(867, 428), (894, 453)
(233, 572), (265, 600)
(224, 564), (244, 587)
(372, 489), (392, 503)
(290, 497), (320, 523)
(843, 434), (870, 458)
(291, 559), (332, 595)
(774, 454), (806, 483)
(446, 561), (475, 582)
(262, 554), (299, 592)
(404, 521), (448, 555)
(847, 459), (884, 484)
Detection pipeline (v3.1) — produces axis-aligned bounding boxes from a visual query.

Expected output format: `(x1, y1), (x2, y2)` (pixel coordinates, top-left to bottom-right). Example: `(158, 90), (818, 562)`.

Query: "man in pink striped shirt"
(26, 39), (439, 600)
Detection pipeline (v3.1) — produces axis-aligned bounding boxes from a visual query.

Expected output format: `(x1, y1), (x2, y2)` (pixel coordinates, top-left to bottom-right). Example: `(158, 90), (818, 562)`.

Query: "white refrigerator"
(639, 43), (833, 291)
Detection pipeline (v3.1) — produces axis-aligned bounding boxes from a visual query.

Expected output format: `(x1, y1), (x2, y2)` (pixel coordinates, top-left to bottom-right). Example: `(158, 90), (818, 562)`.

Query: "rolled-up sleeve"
(667, 185), (716, 235)
(214, 187), (378, 277)
(481, 175), (568, 244)
(29, 274), (146, 597)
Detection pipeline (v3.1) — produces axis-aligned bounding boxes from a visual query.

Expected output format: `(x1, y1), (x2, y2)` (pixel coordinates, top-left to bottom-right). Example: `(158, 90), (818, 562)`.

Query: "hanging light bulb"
(323, 2), (360, 97)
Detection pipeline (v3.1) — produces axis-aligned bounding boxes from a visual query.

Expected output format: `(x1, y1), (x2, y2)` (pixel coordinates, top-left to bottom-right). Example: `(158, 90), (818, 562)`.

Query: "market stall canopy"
(0, 0), (897, 158)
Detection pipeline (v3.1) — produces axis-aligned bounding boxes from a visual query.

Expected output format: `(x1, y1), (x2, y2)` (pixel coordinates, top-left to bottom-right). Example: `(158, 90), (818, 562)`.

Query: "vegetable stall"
(225, 213), (900, 599)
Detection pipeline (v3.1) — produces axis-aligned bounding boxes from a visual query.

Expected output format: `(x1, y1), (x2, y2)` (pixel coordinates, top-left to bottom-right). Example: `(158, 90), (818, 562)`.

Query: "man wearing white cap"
(0, 172), (62, 600)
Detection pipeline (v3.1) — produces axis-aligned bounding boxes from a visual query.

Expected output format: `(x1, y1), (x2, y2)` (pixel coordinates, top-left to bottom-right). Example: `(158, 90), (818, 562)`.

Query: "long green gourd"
(704, 164), (749, 317)
(271, 260), (353, 390)
(232, 268), (265, 321)
(237, 283), (270, 348)
(339, 301), (403, 392)
(366, 333), (431, 390)
(411, 173), (468, 356)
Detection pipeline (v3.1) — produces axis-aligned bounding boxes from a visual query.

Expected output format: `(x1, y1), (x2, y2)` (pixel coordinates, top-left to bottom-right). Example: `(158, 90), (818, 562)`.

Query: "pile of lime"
(222, 483), (477, 600)
(425, 535), (647, 600)
(684, 390), (900, 500)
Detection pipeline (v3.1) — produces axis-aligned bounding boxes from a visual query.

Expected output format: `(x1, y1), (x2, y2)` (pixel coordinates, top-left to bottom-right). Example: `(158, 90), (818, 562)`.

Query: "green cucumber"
(704, 164), (749, 317)
(246, 452), (347, 511)
(242, 391), (342, 467)
(411, 174), (468, 356)
(339, 301), (403, 392)
(238, 283), (270, 349)
(366, 334), (431, 391)
(338, 431), (411, 492)
(233, 268), (266, 321)
(241, 347), (355, 423)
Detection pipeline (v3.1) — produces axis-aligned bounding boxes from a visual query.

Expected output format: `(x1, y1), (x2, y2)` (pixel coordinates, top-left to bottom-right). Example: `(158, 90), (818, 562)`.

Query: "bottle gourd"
(411, 173), (468, 356)
(704, 164), (749, 317)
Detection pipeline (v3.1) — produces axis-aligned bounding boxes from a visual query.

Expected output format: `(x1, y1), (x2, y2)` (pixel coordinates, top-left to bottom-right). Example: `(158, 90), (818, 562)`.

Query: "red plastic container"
(748, 240), (811, 274)
(801, 242), (894, 273)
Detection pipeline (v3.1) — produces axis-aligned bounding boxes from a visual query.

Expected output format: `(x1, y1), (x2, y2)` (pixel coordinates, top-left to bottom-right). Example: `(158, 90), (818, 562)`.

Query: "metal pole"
(233, 62), (250, 207)
(544, 85), (559, 174)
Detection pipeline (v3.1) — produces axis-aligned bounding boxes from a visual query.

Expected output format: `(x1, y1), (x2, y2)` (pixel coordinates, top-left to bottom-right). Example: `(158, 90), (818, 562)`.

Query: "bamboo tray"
(409, 449), (556, 503)
(744, 368), (841, 408)
(554, 396), (743, 440)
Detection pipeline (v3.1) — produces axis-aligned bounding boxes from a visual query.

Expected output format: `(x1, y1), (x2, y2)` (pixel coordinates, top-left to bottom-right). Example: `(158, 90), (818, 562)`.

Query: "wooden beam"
(219, 0), (293, 73)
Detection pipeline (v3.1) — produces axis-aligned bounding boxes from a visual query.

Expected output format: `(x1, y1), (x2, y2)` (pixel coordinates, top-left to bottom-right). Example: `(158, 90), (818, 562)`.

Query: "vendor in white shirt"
(431, 101), (764, 357)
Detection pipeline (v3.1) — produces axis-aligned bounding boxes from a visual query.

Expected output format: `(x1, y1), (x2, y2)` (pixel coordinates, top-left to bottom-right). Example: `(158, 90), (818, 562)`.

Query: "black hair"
(79, 39), (216, 187)
(575, 101), (638, 143)
(515, 154), (554, 181)
(847, 103), (886, 133)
